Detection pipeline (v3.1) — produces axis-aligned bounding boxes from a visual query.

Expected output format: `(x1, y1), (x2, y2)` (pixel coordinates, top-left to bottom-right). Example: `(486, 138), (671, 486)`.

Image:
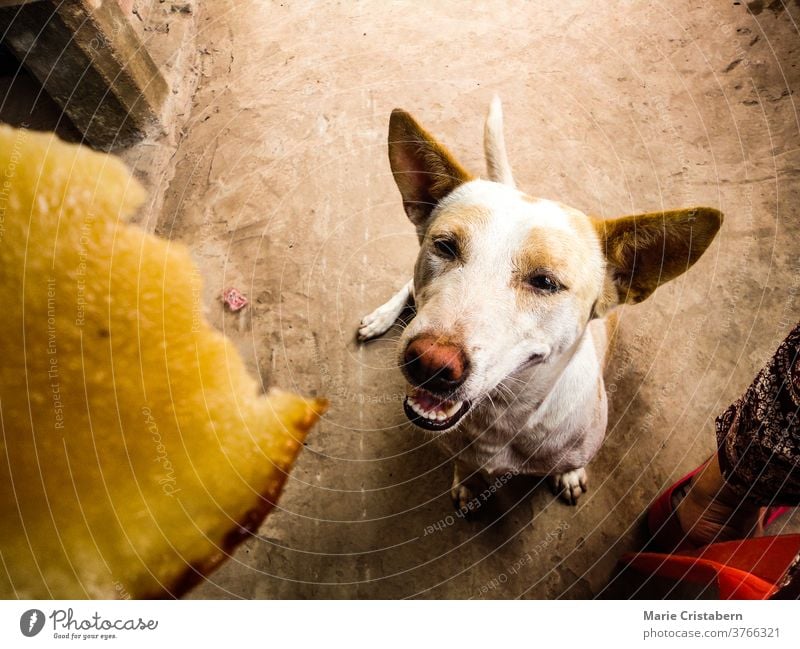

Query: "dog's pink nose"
(403, 335), (469, 393)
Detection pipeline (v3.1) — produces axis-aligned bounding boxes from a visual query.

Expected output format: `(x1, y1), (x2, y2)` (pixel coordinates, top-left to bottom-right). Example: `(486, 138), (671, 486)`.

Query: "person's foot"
(673, 454), (765, 547)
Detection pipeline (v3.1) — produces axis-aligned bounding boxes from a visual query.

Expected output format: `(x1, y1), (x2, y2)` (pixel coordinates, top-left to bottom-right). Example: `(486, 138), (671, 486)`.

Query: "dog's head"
(389, 99), (723, 432)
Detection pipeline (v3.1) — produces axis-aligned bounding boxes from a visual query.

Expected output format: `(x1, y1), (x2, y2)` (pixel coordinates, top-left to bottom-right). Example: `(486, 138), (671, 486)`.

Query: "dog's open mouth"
(403, 387), (470, 431)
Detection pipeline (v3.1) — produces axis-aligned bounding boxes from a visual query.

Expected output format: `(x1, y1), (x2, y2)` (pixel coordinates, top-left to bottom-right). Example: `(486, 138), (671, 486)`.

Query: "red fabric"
(647, 463), (707, 553)
(647, 460), (790, 553)
(621, 534), (800, 600)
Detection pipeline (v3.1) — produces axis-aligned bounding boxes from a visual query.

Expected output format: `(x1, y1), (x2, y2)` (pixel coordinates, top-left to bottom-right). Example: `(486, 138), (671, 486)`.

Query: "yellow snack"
(0, 126), (325, 598)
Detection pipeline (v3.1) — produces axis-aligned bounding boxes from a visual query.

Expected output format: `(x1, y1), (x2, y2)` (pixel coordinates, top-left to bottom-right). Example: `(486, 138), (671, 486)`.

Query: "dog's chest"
(440, 403), (604, 475)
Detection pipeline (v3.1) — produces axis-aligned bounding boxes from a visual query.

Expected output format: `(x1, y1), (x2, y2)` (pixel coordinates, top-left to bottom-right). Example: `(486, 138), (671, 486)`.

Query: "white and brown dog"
(359, 98), (722, 510)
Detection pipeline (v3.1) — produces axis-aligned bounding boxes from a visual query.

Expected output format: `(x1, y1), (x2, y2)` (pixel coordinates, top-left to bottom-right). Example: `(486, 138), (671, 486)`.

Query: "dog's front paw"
(357, 281), (412, 342)
(451, 469), (487, 517)
(357, 305), (397, 341)
(451, 482), (480, 513)
(550, 467), (587, 506)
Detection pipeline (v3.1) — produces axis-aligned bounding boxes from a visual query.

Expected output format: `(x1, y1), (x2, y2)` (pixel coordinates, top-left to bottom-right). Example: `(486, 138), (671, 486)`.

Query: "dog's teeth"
(407, 392), (466, 425)
(445, 401), (462, 417)
(409, 398), (431, 420)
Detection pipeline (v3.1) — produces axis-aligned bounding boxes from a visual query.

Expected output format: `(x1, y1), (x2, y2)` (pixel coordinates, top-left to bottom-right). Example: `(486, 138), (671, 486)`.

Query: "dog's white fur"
(359, 98), (721, 509)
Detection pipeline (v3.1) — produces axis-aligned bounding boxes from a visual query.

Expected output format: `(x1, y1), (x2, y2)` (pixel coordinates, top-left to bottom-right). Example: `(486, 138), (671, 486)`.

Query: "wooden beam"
(0, 0), (169, 150)
(0, 1), (45, 8)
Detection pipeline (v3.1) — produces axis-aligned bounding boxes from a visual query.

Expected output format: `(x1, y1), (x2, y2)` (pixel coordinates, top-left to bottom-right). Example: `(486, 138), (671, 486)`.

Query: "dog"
(358, 97), (722, 510)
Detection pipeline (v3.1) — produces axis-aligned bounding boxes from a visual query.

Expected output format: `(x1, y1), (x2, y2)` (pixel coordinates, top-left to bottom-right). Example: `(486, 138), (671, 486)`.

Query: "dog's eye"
(527, 274), (563, 293)
(432, 238), (459, 260)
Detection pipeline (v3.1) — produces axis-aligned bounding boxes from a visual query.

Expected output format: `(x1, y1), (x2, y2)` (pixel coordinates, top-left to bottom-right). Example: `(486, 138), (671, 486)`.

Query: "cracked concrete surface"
(165, 0), (799, 599)
(3, 0), (800, 598)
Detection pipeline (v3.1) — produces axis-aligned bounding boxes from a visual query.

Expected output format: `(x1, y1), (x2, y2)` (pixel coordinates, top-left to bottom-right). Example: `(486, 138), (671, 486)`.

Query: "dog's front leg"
(550, 467), (588, 506)
(357, 280), (413, 341)
(451, 460), (488, 515)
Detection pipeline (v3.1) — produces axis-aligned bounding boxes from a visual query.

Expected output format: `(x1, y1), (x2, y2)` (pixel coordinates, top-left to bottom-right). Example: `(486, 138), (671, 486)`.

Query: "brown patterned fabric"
(715, 322), (800, 506)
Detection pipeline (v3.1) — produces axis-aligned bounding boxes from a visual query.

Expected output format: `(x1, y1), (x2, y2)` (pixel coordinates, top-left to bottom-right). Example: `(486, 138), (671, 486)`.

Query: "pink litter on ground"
(221, 287), (248, 312)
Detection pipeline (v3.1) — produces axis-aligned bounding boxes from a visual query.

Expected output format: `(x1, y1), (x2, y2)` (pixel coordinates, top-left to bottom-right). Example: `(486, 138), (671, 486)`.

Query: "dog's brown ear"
(594, 207), (723, 312)
(388, 110), (472, 232)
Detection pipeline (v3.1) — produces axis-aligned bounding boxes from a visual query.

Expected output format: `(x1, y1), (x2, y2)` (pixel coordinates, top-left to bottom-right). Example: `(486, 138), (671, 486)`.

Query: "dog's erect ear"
(594, 207), (723, 313)
(388, 109), (472, 231)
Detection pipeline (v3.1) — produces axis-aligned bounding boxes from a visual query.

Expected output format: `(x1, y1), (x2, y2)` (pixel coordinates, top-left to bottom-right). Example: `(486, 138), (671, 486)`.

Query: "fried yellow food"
(0, 126), (325, 598)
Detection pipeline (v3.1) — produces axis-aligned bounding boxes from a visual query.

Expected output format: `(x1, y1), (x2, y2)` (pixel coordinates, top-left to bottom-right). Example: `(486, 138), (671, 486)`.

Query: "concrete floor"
(4, 0), (800, 598)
